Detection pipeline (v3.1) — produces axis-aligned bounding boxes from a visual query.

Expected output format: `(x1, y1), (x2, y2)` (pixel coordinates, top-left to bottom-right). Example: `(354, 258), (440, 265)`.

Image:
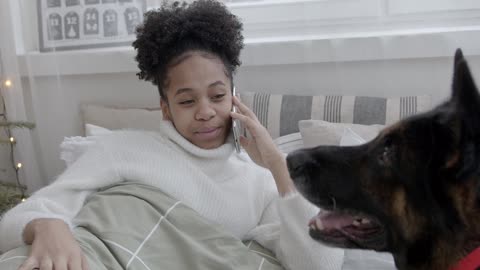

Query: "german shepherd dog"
(286, 49), (480, 270)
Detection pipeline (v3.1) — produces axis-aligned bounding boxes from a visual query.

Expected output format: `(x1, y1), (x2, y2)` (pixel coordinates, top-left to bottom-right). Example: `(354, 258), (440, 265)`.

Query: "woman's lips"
(194, 127), (221, 140)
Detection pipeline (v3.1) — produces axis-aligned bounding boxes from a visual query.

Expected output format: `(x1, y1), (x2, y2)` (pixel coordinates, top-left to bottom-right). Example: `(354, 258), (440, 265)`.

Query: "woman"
(0, 1), (344, 269)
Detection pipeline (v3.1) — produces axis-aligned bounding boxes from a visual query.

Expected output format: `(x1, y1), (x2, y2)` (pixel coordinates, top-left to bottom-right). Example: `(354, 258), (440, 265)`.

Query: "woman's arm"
(232, 96), (345, 269)
(264, 154), (296, 196)
(230, 96), (295, 196)
(246, 176), (345, 270)
(0, 138), (119, 269)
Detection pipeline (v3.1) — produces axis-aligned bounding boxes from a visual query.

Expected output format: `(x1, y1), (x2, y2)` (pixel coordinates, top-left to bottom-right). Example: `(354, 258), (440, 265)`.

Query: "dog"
(286, 49), (480, 270)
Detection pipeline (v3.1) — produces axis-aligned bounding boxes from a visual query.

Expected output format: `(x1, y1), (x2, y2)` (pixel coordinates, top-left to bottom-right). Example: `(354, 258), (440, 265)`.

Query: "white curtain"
(0, 1), (43, 192)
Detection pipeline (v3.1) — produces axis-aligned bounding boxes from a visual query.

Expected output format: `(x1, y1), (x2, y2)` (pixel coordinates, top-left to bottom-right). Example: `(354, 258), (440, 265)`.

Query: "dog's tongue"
(309, 210), (356, 230)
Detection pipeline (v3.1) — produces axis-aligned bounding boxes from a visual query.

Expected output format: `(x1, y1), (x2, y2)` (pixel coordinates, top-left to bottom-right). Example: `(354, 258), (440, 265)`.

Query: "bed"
(0, 92), (431, 269)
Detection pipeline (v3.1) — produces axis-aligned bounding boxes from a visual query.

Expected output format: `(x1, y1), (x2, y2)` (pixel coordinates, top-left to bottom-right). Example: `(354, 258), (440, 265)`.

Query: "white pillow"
(85, 123), (113, 136)
(273, 132), (303, 154)
(61, 124), (112, 167)
(81, 104), (163, 135)
(299, 120), (383, 148)
(340, 127), (368, 146)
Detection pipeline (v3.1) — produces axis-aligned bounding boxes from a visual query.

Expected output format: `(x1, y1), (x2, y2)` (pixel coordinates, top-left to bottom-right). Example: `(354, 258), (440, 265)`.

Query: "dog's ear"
(445, 49), (480, 177)
(451, 48), (480, 117)
(453, 48), (464, 68)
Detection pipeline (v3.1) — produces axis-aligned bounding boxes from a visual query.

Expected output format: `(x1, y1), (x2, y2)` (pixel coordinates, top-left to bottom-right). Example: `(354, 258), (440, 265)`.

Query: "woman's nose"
(195, 100), (216, 120)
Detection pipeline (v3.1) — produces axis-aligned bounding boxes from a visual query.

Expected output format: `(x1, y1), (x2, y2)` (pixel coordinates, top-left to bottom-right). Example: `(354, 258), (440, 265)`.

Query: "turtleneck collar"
(158, 120), (234, 160)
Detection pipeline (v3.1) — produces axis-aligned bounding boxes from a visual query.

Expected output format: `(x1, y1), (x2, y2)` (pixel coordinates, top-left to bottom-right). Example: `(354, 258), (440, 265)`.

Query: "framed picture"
(37, 0), (146, 52)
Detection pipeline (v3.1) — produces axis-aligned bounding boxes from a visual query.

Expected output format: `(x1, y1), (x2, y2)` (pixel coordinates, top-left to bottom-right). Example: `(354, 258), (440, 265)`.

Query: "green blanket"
(0, 182), (283, 270)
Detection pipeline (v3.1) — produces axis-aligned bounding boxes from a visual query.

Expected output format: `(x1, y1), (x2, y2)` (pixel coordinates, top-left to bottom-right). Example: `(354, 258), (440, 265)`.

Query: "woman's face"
(161, 51), (233, 149)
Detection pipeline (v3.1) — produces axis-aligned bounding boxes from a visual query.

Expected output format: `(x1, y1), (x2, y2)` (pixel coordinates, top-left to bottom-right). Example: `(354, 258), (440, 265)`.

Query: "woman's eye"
(179, 100), (194, 105)
(212, 94), (226, 100)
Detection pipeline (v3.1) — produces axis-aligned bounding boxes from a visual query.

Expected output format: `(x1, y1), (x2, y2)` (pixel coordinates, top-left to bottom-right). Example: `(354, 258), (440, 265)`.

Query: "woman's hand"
(230, 96), (283, 170)
(20, 218), (89, 270)
(230, 96), (295, 195)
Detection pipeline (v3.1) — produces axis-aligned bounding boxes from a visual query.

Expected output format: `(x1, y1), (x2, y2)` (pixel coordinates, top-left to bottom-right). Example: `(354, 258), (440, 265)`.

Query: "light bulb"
(9, 137), (15, 143)
(16, 162), (22, 169)
(21, 197), (26, 202)
(4, 80), (12, 87)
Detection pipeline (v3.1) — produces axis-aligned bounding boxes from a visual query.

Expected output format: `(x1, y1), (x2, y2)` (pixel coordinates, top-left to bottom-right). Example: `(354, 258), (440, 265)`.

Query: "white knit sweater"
(0, 120), (344, 269)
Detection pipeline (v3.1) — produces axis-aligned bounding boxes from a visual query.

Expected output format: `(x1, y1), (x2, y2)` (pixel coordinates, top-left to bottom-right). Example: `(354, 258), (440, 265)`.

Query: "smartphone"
(232, 86), (241, 153)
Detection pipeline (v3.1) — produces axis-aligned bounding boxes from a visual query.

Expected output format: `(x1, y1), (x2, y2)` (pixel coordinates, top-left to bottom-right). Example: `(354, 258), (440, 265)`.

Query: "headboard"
(27, 54), (471, 189)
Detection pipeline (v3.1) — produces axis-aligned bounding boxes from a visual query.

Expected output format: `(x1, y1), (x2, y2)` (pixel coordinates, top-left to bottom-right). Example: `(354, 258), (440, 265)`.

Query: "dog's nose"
(286, 150), (310, 177)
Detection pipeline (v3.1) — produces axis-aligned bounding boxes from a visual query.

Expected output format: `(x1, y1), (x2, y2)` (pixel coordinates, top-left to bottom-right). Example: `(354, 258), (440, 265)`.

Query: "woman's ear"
(160, 98), (171, 121)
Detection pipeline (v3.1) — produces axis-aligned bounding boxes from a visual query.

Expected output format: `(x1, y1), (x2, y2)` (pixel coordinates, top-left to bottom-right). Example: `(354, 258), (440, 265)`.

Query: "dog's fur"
(286, 49), (480, 270)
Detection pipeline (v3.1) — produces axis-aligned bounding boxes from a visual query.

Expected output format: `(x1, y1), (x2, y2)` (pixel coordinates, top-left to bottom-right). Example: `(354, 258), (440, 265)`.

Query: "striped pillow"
(240, 93), (431, 139)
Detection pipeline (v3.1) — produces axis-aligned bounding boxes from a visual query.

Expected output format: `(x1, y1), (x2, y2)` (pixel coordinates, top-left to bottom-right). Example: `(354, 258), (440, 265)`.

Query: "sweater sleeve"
(246, 175), (345, 270)
(0, 139), (120, 253)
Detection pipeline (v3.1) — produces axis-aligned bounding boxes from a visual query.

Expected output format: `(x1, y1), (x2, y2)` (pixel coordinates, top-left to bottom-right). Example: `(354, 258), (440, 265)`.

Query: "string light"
(1, 73), (29, 203)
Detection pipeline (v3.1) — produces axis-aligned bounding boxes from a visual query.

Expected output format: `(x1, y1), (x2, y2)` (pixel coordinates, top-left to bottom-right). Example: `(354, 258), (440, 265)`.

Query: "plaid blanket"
(0, 182), (283, 270)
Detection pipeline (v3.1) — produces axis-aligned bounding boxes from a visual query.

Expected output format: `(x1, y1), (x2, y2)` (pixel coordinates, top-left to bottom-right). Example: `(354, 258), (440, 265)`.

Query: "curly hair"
(133, 0), (244, 99)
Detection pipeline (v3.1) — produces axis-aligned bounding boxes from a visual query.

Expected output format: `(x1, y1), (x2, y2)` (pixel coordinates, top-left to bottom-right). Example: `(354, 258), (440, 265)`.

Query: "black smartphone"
(232, 86), (241, 153)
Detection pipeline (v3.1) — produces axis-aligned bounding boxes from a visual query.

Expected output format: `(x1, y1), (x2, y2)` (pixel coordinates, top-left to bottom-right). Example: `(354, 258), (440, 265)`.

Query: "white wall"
(9, 0), (480, 189)
(22, 54), (480, 184)
(236, 57), (471, 103)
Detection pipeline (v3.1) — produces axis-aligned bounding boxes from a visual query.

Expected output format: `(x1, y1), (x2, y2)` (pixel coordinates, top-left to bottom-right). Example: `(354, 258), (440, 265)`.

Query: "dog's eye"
(378, 145), (394, 167)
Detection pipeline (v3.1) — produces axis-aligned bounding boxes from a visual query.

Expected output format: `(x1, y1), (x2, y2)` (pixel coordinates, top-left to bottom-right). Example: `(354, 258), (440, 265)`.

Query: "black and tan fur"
(286, 49), (480, 270)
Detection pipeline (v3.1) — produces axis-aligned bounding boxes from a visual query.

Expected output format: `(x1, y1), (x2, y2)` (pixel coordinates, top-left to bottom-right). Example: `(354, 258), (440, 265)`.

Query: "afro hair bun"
(133, 0), (244, 87)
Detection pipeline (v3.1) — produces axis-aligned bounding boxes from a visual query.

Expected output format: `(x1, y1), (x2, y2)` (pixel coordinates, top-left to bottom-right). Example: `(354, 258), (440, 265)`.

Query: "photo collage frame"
(37, 0), (146, 52)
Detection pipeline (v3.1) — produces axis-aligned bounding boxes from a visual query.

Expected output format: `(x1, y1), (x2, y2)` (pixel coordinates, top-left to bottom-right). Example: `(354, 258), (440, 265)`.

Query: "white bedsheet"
(343, 249), (396, 270)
